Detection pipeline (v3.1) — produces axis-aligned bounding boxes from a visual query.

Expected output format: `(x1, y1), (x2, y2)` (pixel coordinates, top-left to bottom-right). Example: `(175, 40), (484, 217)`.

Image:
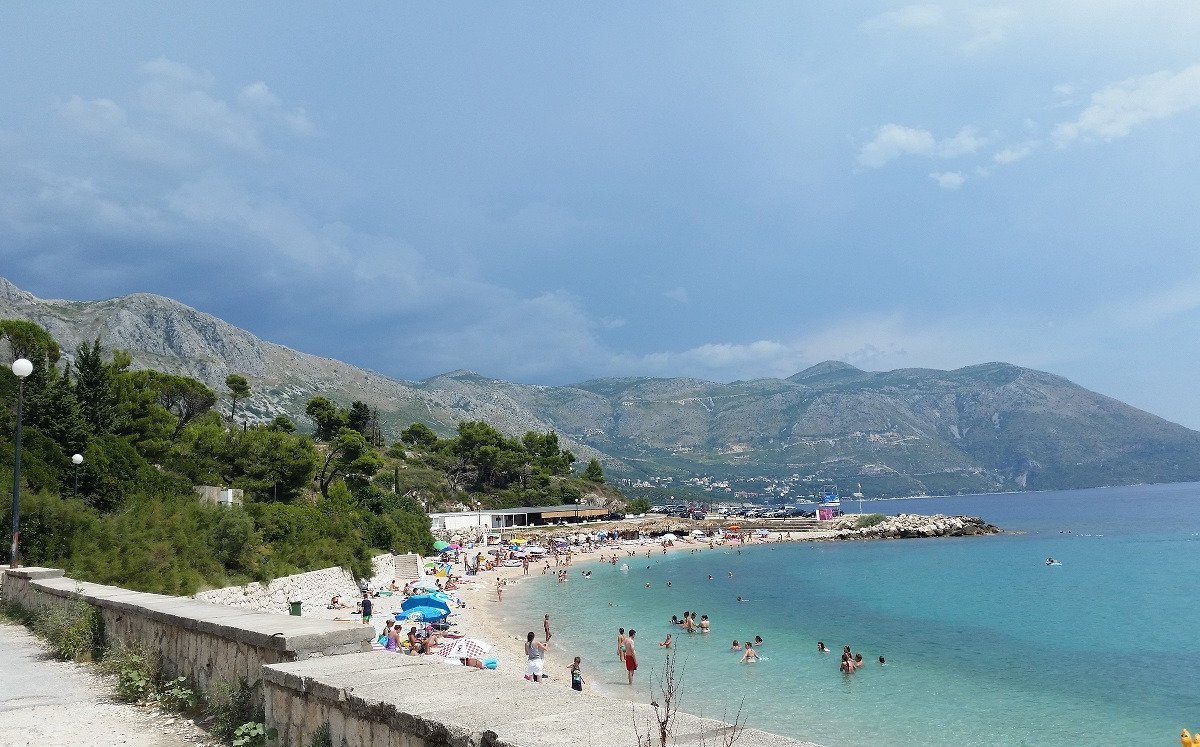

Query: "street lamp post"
(71, 453), (84, 499)
(10, 358), (33, 569)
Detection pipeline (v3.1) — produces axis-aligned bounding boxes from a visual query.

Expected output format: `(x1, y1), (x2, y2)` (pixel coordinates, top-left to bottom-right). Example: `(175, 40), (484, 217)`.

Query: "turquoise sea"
(500, 483), (1200, 746)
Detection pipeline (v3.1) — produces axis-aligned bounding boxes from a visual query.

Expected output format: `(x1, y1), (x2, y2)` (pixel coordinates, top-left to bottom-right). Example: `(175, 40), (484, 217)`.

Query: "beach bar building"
(428, 504), (609, 532)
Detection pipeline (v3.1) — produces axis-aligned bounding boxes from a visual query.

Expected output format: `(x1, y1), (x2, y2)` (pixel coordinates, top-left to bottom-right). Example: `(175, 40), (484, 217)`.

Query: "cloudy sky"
(3, 3), (1200, 426)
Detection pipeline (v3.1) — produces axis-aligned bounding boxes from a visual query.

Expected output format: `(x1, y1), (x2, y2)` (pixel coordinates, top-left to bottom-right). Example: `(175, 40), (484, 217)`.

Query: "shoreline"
(447, 531), (828, 742)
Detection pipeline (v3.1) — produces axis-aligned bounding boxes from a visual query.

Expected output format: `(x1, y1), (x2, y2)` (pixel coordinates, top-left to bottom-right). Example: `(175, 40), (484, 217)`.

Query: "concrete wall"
(1, 566), (811, 747)
(0, 567), (374, 704)
(193, 554), (408, 615)
(262, 653), (814, 747)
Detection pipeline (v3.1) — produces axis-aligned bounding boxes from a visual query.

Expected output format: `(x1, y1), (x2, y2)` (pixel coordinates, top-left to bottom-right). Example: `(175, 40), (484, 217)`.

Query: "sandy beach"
(384, 532), (815, 700)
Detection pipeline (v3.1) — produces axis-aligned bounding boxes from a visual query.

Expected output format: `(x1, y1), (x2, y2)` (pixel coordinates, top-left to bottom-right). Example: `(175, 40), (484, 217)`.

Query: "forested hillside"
(0, 320), (619, 595)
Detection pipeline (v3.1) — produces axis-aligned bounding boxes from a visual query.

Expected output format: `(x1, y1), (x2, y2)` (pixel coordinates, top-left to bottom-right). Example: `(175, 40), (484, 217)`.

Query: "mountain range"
(4, 275), (1199, 497)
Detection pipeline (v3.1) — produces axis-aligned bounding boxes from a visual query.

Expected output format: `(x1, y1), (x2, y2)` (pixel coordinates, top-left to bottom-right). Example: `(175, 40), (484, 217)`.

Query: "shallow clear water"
(501, 483), (1200, 746)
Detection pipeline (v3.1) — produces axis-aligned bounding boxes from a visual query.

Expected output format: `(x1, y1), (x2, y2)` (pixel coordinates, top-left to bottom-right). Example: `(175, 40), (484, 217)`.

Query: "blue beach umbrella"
(399, 606), (448, 622)
(401, 595), (451, 614)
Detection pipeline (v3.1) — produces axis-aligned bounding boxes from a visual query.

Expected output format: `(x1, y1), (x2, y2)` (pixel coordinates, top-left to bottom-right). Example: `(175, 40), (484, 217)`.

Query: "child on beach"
(569, 656), (585, 691)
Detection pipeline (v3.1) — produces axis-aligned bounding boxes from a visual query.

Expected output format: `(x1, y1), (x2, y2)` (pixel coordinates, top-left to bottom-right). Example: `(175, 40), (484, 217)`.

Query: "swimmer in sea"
(659, 633), (672, 649)
(740, 643), (759, 663)
(731, 639), (741, 651)
(817, 641), (828, 653)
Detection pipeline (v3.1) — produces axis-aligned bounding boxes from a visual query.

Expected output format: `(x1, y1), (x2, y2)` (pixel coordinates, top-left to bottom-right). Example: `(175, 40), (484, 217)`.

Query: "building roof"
(429, 504), (608, 518)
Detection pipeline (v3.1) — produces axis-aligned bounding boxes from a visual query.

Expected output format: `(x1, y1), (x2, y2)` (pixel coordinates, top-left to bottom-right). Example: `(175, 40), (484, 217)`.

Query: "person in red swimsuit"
(624, 629), (638, 685)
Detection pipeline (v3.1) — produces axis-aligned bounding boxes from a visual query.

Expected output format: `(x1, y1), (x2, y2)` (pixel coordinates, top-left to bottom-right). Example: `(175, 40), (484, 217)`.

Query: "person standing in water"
(740, 643), (759, 663)
(624, 629), (638, 685)
(617, 628), (626, 662)
(544, 614), (552, 643)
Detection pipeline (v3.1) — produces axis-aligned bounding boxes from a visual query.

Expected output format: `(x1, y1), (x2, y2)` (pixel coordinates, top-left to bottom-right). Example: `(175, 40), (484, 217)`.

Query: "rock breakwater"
(828, 513), (1000, 540)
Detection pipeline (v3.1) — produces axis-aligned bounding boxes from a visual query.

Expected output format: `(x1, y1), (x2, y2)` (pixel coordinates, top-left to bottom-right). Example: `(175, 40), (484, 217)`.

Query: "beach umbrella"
(433, 540), (451, 551)
(402, 594), (451, 614)
(438, 637), (491, 660)
(410, 577), (440, 590)
(512, 537), (528, 544)
(400, 606), (448, 622)
(449, 543), (461, 549)
(661, 533), (678, 541)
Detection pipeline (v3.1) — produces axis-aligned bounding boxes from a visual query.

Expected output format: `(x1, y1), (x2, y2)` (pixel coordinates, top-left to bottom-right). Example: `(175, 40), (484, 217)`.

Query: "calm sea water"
(500, 483), (1200, 746)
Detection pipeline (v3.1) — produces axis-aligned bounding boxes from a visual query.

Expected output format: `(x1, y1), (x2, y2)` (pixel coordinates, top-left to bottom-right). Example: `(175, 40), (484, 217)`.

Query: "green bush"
(211, 679), (262, 744)
(159, 676), (200, 712)
(100, 641), (161, 703)
(854, 513), (888, 529)
(232, 722), (276, 747)
(32, 596), (103, 661)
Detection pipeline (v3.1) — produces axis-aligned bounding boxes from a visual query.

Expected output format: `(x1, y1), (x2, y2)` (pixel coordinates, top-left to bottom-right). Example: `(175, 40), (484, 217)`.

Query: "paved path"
(0, 623), (210, 747)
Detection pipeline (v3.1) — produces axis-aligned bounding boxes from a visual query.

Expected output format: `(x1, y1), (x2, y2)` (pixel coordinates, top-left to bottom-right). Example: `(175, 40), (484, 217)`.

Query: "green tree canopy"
(225, 374), (251, 424)
(582, 458), (605, 483)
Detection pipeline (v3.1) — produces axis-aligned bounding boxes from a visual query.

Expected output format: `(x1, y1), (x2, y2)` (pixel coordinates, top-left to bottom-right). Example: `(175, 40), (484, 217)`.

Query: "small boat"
(817, 485), (841, 520)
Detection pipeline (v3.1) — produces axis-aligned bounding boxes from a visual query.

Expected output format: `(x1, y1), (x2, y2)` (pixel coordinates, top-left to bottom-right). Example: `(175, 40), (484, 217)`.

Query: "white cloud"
(54, 95), (192, 166)
(1053, 63), (1200, 144)
(664, 287), (689, 304)
(863, 5), (1017, 52)
(929, 171), (965, 189)
(858, 124), (985, 167)
(960, 8), (1018, 52)
(863, 4), (946, 32)
(1114, 276), (1200, 327)
(237, 81), (314, 136)
(992, 140), (1040, 164)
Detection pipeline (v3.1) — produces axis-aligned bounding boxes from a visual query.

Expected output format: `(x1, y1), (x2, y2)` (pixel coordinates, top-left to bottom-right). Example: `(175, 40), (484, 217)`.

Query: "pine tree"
(74, 339), (115, 435)
(583, 458), (605, 483)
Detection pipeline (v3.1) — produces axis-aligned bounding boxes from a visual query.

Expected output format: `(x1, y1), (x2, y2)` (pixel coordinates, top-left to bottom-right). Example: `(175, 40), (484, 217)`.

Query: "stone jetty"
(826, 513), (1001, 540)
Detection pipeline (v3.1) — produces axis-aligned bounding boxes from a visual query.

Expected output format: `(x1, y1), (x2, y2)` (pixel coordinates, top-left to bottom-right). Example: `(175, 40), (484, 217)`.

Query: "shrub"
(159, 676), (200, 712)
(100, 641), (161, 703)
(309, 723), (333, 747)
(232, 722), (276, 747)
(211, 679), (262, 744)
(854, 513), (888, 529)
(32, 596), (103, 661)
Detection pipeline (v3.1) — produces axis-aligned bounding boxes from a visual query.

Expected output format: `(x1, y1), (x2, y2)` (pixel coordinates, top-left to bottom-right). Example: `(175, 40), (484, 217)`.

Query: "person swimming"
(817, 641), (828, 653)
(740, 643), (759, 663)
(731, 639), (741, 651)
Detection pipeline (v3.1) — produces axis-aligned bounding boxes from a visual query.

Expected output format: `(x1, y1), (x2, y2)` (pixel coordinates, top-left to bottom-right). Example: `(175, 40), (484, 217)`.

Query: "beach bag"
(483, 657), (498, 669)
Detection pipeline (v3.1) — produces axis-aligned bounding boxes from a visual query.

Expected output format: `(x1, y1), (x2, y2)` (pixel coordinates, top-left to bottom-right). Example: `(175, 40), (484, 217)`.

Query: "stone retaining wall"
(0, 567), (374, 704)
(262, 652), (815, 747)
(193, 554), (402, 615)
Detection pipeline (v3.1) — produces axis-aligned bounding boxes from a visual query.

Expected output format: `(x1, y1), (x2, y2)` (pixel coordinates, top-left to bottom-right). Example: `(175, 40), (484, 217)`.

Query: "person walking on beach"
(522, 556), (530, 576)
(569, 656), (585, 692)
(544, 614), (552, 643)
(360, 591), (373, 625)
(496, 578), (504, 602)
(624, 629), (638, 685)
(525, 631), (547, 682)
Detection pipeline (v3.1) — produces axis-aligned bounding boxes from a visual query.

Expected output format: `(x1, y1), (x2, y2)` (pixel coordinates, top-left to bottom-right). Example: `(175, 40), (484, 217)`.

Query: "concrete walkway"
(0, 623), (212, 747)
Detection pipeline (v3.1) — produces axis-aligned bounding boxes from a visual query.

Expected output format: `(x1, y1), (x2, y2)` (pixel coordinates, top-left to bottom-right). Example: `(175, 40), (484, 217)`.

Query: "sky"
(2, 3), (1200, 427)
